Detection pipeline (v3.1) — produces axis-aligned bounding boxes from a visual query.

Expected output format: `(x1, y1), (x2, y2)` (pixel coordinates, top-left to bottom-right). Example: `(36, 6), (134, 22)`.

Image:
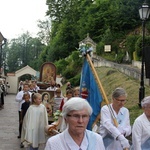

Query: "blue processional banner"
(80, 58), (103, 130)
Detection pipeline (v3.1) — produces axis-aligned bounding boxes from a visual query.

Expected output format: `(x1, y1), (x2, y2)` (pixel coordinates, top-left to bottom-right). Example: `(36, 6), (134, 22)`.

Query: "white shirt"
(65, 129), (88, 150)
(15, 91), (32, 111)
(46, 86), (57, 91)
(45, 129), (105, 150)
(132, 113), (150, 150)
(34, 85), (40, 92)
(99, 104), (131, 150)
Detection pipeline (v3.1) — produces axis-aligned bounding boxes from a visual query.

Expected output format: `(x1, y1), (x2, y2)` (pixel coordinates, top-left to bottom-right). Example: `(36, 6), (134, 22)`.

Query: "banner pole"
(86, 54), (128, 150)
(86, 54), (118, 126)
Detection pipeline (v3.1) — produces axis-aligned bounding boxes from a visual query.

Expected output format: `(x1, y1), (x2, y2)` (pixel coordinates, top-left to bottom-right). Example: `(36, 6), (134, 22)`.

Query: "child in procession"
(20, 92), (31, 148)
(21, 93), (48, 150)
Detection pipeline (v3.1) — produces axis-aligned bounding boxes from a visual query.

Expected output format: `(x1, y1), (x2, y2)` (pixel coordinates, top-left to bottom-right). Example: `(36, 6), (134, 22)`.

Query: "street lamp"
(138, 2), (150, 107)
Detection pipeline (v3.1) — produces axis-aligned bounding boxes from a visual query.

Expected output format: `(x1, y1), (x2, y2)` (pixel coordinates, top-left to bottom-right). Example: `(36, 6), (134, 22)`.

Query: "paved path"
(0, 94), (47, 150)
(0, 94), (21, 150)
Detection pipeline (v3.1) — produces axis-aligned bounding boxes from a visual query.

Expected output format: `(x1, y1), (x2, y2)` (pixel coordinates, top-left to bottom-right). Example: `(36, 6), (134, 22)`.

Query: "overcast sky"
(0, 0), (48, 41)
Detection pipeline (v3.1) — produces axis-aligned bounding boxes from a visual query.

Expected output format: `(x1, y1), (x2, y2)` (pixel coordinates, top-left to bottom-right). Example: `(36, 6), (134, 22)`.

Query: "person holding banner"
(132, 96), (150, 150)
(45, 97), (105, 150)
(98, 87), (131, 150)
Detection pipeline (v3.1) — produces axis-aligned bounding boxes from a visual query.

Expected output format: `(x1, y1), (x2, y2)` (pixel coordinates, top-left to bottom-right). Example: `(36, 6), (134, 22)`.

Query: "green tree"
(6, 32), (45, 72)
(6, 39), (21, 72)
(37, 19), (51, 45)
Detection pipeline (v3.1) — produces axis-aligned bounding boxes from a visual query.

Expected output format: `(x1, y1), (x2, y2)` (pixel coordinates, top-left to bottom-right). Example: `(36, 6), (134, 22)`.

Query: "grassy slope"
(96, 66), (150, 125)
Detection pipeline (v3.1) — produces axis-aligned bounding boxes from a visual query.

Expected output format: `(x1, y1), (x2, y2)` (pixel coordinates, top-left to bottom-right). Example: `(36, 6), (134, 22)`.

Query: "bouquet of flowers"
(78, 43), (93, 56)
(53, 110), (62, 121)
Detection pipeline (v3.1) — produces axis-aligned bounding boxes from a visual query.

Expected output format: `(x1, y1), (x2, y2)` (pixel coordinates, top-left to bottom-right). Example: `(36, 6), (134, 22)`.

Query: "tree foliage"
(126, 35), (140, 60)
(43, 0), (144, 63)
(54, 50), (82, 85)
(37, 19), (51, 45)
(4, 0), (149, 81)
(6, 32), (45, 72)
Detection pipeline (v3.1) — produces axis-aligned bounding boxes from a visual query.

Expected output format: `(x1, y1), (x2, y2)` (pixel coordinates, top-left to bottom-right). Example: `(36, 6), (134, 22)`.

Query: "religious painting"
(40, 62), (56, 84)
(38, 90), (54, 103)
(38, 89), (55, 122)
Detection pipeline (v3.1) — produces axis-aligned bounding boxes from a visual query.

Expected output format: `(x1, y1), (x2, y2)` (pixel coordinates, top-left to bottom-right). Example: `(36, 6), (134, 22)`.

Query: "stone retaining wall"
(93, 55), (150, 86)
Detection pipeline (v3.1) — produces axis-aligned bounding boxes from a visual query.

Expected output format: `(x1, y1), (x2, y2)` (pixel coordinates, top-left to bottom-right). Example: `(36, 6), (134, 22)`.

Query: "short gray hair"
(62, 97), (93, 118)
(141, 96), (150, 108)
(112, 87), (127, 99)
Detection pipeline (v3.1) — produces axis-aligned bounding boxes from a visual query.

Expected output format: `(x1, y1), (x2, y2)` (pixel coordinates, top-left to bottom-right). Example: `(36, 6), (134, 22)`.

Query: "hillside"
(96, 66), (150, 124)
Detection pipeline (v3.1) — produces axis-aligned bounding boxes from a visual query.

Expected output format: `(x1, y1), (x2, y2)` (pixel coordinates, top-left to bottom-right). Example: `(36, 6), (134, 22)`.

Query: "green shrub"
(135, 36), (142, 59)
(115, 50), (125, 63)
(126, 35), (140, 60)
(55, 59), (69, 75)
(69, 73), (81, 87)
(135, 36), (150, 61)
(96, 41), (104, 55)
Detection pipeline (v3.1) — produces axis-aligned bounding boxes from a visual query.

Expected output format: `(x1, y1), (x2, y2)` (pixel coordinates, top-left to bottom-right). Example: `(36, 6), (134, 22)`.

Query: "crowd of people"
(14, 79), (150, 150)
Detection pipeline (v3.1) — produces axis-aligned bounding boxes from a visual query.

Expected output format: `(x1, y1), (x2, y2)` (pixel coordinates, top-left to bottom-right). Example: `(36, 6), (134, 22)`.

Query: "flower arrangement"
(53, 110), (62, 121)
(78, 43), (93, 56)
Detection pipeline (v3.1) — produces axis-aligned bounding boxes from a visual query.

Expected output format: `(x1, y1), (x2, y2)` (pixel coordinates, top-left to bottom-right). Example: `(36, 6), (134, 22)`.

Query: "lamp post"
(139, 2), (150, 107)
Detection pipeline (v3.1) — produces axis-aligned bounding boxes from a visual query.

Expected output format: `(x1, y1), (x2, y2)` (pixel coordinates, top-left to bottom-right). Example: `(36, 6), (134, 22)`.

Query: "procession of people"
(0, 59), (149, 150)
(7, 77), (148, 150)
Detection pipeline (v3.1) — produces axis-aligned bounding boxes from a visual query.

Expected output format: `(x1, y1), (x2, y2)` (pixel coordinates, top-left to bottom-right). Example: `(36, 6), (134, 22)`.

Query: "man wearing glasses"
(98, 87), (131, 150)
(45, 97), (105, 150)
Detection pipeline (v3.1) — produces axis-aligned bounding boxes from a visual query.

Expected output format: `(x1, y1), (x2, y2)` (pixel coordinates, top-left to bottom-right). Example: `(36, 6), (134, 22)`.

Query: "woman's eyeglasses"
(115, 98), (126, 103)
(67, 114), (90, 121)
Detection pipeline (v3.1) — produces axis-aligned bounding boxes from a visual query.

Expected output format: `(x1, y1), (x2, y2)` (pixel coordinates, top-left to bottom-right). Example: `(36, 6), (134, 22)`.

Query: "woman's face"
(65, 109), (90, 137)
(43, 94), (49, 101)
(113, 95), (127, 109)
(143, 104), (150, 120)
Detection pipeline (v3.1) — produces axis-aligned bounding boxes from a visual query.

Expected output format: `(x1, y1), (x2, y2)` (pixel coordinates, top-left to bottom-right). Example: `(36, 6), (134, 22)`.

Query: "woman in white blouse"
(132, 96), (150, 150)
(45, 97), (105, 150)
(98, 87), (131, 150)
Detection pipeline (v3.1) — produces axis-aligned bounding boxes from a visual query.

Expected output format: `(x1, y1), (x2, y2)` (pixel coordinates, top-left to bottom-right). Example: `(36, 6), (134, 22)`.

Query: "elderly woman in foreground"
(132, 96), (150, 150)
(45, 97), (105, 150)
